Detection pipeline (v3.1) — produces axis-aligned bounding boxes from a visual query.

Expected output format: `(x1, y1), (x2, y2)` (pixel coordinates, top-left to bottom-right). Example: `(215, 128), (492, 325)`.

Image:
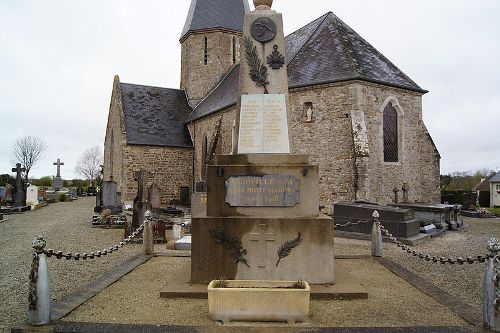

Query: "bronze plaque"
(225, 175), (300, 207)
(251, 17), (277, 43)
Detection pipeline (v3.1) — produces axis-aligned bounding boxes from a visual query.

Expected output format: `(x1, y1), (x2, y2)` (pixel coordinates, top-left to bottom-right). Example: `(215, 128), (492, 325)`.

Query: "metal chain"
(494, 256), (500, 312)
(41, 222), (146, 261)
(375, 219), (492, 264)
(28, 252), (39, 310)
(334, 219), (371, 228)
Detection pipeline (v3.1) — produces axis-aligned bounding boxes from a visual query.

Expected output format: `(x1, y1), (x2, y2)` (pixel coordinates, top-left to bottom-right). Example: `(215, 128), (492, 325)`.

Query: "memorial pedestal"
(191, 154), (335, 284)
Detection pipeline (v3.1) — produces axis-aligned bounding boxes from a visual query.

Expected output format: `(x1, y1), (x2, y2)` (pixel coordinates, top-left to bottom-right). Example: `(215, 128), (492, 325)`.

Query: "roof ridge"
(285, 12), (331, 66)
(120, 82), (185, 92)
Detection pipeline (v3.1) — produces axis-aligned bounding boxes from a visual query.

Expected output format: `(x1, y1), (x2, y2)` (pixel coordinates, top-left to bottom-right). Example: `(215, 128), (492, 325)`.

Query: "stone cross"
(12, 163), (26, 183)
(53, 159), (64, 177)
(393, 187), (400, 203)
(402, 183), (409, 203)
(250, 223), (276, 268)
(12, 163), (26, 206)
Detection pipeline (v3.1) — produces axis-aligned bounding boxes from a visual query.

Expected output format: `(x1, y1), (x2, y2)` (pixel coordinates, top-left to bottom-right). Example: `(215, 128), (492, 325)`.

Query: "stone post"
(484, 238), (500, 331)
(143, 210), (154, 255)
(28, 237), (51, 325)
(371, 210), (382, 257)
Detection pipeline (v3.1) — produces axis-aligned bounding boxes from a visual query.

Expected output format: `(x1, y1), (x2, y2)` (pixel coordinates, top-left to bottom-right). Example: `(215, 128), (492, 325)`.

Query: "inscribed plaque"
(225, 175), (300, 207)
(238, 94), (290, 154)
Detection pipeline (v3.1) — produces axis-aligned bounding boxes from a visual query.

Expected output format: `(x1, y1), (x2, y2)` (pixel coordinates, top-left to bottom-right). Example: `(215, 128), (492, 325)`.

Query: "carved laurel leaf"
(276, 232), (302, 267)
(244, 36), (269, 94)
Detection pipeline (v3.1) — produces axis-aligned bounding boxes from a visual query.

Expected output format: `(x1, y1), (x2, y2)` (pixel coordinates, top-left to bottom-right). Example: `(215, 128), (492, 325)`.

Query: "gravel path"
(1, 198), (499, 331)
(0, 198), (141, 333)
(334, 217), (500, 312)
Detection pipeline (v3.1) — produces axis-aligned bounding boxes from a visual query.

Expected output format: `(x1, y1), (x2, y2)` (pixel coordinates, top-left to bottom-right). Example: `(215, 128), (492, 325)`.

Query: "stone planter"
(208, 280), (310, 323)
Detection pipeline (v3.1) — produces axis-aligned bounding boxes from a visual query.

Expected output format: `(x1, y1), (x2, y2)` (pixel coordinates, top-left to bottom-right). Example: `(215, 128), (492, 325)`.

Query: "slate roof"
(187, 65), (239, 122)
(120, 83), (193, 148)
(188, 12), (426, 122)
(180, 0), (249, 41)
(490, 171), (500, 183)
(285, 12), (426, 92)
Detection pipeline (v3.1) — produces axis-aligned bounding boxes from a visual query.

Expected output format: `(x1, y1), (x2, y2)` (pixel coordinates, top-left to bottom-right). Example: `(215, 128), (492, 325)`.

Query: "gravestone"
(52, 159), (64, 191)
(5, 184), (13, 205)
(132, 170), (153, 229)
(26, 185), (39, 208)
(148, 182), (161, 211)
(0, 186), (6, 204)
(390, 202), (462, 230)
(12, 163), (26, 207)
(191, 2), (334, 284)
(95, 181), (122, 214)
(334, 202), (420, 239)
(76, 187), (84, 197)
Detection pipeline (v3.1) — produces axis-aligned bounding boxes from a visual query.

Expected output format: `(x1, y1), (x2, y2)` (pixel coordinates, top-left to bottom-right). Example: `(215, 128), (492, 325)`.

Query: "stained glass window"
(383, 103), (398, 162)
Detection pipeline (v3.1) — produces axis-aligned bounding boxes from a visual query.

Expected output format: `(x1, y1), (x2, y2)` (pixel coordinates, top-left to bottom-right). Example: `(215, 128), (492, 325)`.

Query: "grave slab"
(175, 235), (191, 250)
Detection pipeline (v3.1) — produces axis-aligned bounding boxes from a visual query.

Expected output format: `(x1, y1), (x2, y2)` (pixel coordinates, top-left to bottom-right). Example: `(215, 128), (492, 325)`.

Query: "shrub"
(58, 193), (67, 202)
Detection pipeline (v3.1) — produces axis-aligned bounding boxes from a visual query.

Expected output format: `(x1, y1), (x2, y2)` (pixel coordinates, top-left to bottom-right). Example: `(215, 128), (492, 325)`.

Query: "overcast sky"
(0, 0), (499, 179)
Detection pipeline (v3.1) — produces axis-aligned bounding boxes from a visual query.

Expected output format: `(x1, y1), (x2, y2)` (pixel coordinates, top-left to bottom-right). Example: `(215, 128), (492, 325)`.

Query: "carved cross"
(402, 183), (409, 203)
(53, 159), (64, 177)
(12, 163), (26, 186)
(249, 223), (276, 268)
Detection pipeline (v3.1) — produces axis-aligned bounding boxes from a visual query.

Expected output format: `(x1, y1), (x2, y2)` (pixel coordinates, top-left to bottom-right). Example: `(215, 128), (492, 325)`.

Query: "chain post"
(143, 210), (154, 255)
(371, 210), (383, 257)
(28, 237), (51, 326)
(484, 237), (500, 331)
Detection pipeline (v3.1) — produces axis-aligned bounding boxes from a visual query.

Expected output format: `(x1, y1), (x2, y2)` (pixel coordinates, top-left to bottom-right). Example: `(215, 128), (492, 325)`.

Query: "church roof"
(120, 83), (193, 148)
(187, 65), (240, 122)
(285, 12), (426, 92)
(188, 12), (426, 122)
(180, 0), (250, 42)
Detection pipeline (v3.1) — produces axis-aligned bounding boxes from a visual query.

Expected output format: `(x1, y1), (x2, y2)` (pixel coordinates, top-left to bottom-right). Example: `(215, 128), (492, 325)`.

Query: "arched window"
(232, 36), (237, 64)
(383, 103), (398, 162)
(204, 37), (208, 65)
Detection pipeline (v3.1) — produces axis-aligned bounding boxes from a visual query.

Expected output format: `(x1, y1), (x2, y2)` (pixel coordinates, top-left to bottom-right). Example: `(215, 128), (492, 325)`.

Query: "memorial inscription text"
(225, 175), (300, 207)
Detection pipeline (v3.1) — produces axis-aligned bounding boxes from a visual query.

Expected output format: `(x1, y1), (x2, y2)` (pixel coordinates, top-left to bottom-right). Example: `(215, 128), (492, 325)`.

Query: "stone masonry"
(181, 31), (242, 107)
(188, 80), (440, 211)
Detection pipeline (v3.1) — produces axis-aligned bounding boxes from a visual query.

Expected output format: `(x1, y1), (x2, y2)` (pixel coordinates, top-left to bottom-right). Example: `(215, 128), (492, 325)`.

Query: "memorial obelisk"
(191, 0), (335, 284)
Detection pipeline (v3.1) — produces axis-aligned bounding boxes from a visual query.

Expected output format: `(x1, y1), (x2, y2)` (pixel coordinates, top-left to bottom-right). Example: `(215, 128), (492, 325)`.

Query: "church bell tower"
(180, 0), (249, 106)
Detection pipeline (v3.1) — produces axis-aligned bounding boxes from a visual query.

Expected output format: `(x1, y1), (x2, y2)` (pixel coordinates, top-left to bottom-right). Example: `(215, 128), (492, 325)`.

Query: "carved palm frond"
(243, 37), (269, 94)
(276, 232), (302, 267)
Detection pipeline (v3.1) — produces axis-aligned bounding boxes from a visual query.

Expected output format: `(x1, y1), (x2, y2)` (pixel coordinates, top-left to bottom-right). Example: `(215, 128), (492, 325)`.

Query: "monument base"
(191, 215), (334, 284)
(162, 260), (366, 300)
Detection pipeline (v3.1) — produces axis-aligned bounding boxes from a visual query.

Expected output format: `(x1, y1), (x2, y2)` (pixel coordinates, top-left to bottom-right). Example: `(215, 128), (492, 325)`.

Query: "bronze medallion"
(251, 17), (277, 43)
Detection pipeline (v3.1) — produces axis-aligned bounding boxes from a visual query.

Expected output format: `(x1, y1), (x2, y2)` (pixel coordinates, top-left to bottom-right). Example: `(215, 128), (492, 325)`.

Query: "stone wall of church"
(120, 146), (193, 205)
(188, 106), (238, 184)
(357, 82), (440, 204)
(189, 81), (440, 210)
(103, 76), (126, 193)
(289, 83), (358, 212)
(181, 31), (242, 106)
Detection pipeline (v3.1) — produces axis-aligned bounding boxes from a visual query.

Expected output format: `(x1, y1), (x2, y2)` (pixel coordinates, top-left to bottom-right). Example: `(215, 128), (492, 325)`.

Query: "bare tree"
(10, 136), (48, 182)
(75, 146), (103, 182)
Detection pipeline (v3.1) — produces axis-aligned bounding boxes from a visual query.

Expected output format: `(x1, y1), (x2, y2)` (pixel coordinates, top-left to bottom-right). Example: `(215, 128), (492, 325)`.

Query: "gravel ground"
(0, 197), (141, 333)
(335, 217), (500, 312)
(64, 256), (469, 327)
(1, 198), (499, 331)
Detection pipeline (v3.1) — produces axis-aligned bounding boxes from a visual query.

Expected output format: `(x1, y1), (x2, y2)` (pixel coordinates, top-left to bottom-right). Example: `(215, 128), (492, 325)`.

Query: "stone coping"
(215, 154), (309, 165)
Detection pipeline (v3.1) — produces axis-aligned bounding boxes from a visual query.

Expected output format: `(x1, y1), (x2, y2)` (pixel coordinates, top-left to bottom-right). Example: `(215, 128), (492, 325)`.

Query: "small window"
(496, 184), (500, 191)
(204, 37), (208, 65)
(232, 36), (237, 64)
(383, 103), (398, 162)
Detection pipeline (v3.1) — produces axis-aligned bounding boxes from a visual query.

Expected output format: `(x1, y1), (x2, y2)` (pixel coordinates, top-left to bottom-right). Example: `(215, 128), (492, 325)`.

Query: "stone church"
(103, 0), (440, 211)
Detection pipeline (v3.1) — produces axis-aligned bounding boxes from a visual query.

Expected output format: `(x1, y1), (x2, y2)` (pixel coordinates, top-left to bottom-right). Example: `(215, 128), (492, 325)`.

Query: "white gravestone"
(26, 185), (39, 207)
(238, 94), (290, 154)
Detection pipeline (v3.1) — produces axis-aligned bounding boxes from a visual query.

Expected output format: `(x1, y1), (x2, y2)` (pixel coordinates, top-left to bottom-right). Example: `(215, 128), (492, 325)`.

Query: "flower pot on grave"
(207, 280), (310, 324)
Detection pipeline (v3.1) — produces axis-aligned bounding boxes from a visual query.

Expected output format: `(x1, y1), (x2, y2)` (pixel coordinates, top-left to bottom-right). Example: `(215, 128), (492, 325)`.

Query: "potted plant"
(208, 279), (310, 324)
